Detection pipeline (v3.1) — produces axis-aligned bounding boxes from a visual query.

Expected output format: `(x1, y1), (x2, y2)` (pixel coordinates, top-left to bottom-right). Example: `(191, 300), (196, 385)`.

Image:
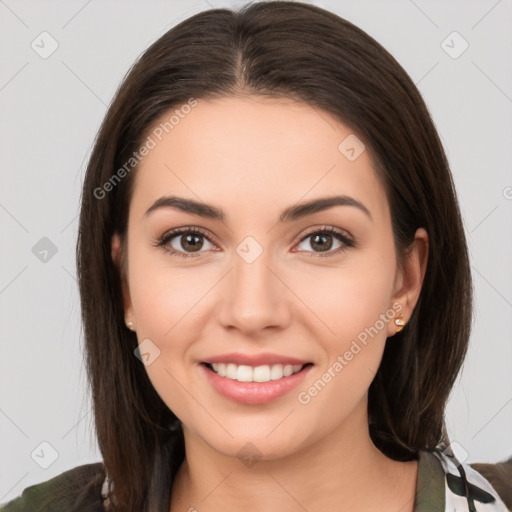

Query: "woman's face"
(112, 95), (426, 461)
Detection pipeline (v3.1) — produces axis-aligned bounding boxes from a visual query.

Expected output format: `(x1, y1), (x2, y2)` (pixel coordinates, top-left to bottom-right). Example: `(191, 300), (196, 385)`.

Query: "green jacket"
(1, 450), (511, 511)
(0, 463), (105, 512)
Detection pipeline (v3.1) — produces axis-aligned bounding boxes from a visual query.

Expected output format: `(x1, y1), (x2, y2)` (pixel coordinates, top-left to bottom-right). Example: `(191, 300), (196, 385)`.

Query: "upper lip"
(203, 352), (312, 367)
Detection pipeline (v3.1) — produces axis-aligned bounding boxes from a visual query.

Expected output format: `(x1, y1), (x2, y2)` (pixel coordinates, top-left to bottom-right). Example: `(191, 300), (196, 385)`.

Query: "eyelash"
(153, 225), (355, 260)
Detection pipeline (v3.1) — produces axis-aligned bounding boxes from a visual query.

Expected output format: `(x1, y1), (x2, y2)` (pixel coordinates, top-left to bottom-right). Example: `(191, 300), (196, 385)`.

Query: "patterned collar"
(415, 449), (510, 511)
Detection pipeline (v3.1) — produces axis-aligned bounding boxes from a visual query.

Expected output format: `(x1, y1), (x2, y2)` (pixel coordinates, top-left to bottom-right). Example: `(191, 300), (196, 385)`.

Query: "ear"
(387, 227), (429, 336)
(111, 232), (133, 316)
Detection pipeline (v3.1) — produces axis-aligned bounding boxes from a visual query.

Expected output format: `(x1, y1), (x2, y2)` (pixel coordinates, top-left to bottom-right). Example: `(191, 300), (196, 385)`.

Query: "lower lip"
(200, 363), (313, 405)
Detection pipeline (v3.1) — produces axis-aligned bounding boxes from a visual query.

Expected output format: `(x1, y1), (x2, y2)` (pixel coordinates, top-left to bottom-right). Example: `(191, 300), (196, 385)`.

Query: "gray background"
(1, 0), (511, 502)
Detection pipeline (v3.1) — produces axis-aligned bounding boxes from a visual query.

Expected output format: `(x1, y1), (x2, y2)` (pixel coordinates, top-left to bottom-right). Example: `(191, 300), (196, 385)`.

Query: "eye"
(154, 225), (355, 259)
(294, 226), (354, 257)
(155, 227), (217, 259)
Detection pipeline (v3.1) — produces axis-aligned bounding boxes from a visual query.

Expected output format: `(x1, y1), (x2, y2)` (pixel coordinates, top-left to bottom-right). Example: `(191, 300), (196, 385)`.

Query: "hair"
(76, 1), (473, 511)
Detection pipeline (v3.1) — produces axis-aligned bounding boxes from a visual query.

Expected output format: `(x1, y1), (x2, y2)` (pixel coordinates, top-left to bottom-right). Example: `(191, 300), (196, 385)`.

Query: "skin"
(111, 95), (428, 512)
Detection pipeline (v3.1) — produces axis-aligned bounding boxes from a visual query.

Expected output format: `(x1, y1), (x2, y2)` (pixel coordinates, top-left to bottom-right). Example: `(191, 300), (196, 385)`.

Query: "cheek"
(131, 270), (200, 338)
(127, 255), (208, 420)
(289, 252), (397, 409)
(293, 264), (395, 421)
(128, 237), (210, 340)
(291, 254), (397, 350)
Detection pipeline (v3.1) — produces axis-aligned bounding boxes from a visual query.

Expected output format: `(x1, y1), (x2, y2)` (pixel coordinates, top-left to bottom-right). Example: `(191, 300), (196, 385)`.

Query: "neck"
(169, 400), (418, 512)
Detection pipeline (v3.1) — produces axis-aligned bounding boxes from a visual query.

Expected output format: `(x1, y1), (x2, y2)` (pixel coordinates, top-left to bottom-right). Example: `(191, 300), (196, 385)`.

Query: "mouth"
(202, 361), (313, 383)
(199, 361), (314, 405)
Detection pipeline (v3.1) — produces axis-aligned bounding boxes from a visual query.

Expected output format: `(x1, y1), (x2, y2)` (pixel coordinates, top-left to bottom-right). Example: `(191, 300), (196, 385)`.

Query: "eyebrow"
(143, 194), (372, 222)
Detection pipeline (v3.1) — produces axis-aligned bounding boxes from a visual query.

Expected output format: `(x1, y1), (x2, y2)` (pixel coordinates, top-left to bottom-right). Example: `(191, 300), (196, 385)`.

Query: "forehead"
(131, 95), (389, 226)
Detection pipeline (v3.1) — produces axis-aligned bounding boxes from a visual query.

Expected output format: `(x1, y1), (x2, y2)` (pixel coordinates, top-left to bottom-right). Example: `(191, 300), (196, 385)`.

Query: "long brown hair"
(76, 2), (472, 510)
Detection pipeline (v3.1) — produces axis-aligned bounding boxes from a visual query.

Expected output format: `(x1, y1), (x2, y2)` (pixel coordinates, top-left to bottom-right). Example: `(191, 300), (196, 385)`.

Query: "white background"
(1, 0), (511, 503)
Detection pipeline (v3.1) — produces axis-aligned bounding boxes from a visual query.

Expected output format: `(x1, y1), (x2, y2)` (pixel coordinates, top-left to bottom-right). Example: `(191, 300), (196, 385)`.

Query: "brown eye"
(295, 227), (354, 257)
(156, 227), (216, 259)
(176, 232), (205, 252)
(309, 233), (334, 252)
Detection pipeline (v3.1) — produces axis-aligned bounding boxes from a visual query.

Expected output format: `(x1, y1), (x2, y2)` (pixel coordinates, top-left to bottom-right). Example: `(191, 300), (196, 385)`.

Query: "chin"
(197, 422), (314, 463)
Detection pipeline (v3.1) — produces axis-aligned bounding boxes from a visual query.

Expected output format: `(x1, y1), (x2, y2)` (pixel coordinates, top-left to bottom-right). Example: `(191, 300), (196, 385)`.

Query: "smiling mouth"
(202, 362), (314, 383)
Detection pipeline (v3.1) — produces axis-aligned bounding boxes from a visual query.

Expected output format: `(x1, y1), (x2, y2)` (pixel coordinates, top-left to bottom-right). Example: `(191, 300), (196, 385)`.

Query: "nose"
(217, 248), (291, 336)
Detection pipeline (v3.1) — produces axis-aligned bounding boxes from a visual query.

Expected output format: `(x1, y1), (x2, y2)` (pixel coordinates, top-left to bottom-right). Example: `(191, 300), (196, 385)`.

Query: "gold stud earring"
(394, 317), (405, 333)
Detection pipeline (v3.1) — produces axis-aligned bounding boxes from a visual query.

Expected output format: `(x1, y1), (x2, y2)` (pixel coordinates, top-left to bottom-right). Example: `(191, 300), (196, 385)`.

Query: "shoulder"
(416, 449), (512, 512)
(0, 462), (106, 512)
(470, 456), (512, 511)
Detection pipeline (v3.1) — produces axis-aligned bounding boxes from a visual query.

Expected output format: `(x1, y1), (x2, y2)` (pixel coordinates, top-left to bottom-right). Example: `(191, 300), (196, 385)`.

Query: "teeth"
(208, 363), (304, 382)
(227, 363), (238, 379)
(253, 365), (270, 382)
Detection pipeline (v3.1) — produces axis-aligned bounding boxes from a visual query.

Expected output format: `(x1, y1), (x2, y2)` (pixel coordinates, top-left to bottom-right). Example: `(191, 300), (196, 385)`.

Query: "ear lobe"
(111, 233), (132, 313)
(390, 228), (429, 331)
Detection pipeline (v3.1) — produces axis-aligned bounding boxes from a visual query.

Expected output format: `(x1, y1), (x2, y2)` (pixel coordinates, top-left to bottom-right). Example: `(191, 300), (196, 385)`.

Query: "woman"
(1, 2), (510, 511)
